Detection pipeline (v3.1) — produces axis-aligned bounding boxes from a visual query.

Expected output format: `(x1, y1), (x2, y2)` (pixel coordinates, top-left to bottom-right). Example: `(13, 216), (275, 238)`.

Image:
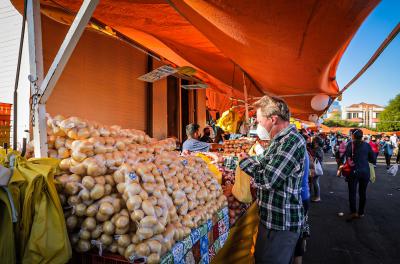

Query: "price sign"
(138, 65), (178, 82)
(129, 172), (137, 180)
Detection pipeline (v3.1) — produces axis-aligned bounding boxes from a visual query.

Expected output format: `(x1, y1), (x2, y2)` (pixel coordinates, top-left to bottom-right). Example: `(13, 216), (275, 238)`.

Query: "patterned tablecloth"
(160, 207), (230, 264)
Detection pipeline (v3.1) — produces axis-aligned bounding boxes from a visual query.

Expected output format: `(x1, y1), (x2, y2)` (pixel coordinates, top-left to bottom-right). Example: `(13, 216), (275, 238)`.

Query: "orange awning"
(12, 0), (380, 119)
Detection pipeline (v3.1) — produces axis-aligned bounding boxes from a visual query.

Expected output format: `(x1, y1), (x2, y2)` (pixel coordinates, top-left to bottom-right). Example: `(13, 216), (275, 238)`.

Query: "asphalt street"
(303, 153), (400, 264)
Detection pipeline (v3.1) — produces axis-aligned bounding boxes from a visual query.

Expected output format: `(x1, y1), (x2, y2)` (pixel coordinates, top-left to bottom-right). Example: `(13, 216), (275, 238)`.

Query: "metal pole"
(27, 0), (45, 157)
(325, 22), (400, 113)
(242, 72), (249, 123)
(13, 0), (28, 150)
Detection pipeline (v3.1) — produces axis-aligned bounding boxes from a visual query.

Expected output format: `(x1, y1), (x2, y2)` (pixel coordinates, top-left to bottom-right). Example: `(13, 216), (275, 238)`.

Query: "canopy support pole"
(242, 72), (249, 123)
(27, 0), (46, 157)
(325, 22), (400, 113)
(27, 0), (99, 157)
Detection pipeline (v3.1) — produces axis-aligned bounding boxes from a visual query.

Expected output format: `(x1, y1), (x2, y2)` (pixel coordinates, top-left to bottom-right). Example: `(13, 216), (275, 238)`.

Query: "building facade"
(342, 103), (384, 128)
(324, 101), (342, 119)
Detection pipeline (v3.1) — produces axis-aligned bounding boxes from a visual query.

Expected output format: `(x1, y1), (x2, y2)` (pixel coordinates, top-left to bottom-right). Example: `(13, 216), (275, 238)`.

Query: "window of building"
(375, 112), (380, 118)
(353, 113), (357, 118)
(347, 113), (352, 119)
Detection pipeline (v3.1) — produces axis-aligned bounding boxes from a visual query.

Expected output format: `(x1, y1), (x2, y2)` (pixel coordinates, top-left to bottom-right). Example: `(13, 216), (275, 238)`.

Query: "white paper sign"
(181, 83), (208, 90)
(138, 65), (178, 82)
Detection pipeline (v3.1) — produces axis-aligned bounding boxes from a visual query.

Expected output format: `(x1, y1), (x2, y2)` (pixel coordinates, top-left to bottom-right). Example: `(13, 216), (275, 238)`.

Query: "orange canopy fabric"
(12, 0), (379, 119)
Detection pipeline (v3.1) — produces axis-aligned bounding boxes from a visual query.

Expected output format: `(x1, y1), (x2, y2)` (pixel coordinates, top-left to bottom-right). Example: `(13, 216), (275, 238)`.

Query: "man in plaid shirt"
(239, 96), (306, 264)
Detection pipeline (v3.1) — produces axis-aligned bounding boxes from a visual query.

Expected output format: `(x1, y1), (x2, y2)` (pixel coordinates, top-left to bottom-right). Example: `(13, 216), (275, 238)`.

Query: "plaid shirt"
(239, 125), (305, 232)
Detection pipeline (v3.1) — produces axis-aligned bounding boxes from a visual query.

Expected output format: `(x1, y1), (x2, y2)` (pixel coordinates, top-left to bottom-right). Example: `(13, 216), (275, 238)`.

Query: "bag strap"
(351, 142), (354, 160)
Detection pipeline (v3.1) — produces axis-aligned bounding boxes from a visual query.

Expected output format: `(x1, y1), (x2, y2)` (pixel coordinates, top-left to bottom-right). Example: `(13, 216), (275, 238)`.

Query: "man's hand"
(182, 150), (191, 156)
(223, 184), (233, 196)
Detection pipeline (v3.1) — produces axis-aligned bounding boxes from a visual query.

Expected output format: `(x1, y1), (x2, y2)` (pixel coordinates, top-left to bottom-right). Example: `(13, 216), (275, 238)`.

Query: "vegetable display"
(222, 138), (255, 157)
(48, 115), (227, 263)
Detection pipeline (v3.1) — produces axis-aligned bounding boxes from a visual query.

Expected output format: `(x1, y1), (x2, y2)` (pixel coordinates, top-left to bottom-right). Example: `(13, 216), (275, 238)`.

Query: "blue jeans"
(311, 175), (321, 199)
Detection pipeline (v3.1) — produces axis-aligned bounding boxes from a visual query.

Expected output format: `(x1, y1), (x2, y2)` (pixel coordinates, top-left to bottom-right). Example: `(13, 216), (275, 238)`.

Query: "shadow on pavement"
(303, 154), (400, 264)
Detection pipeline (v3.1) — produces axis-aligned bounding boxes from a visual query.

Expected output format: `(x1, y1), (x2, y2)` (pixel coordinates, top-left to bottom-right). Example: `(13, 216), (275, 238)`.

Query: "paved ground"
(303, 154), (400, 264)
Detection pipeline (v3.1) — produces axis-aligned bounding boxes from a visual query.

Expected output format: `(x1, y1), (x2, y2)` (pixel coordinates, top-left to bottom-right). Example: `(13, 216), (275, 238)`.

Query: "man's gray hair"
(253, 96), (291, 121)
(186, 123), (200, 137)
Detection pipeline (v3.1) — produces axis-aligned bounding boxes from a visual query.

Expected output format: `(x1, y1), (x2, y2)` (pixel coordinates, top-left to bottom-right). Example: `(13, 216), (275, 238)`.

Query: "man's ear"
(272, 116), (278, 126)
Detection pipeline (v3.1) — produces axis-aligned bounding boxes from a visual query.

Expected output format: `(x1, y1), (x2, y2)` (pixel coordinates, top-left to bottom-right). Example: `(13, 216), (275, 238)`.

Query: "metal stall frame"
(27, 0), (99, 157)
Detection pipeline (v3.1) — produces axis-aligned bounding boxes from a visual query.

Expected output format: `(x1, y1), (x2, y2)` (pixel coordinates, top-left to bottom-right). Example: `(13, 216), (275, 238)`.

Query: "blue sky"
(336, 0), (400, 108)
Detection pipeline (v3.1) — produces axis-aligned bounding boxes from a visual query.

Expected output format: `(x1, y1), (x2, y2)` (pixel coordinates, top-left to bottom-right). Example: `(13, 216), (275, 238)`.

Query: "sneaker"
(374, 165), (377, 168)
(358, 214), (365, 218)
(311, 198), (321, 202)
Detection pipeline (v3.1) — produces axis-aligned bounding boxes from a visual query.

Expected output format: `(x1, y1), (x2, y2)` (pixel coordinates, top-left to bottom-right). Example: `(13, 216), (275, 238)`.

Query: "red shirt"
(369, 141), (379, 153)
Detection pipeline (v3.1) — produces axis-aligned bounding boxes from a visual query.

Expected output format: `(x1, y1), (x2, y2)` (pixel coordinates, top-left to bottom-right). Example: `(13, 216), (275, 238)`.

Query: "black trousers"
(348, 176), (369, 215)
(384, 153), (392, 167)
(373, 152), (379, 166)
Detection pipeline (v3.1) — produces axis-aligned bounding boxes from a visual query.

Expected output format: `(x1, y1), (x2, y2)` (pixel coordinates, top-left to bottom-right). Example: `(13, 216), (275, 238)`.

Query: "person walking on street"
(397, 141), (400, 164)
(334, 136), (347, 168)
(345, 129), (374, 222)
(239, 96), (305, 264)
(390, 133), (398, 155)
(330, 133), (337, 157)
(382, 136), (394, 169)
(309, 136), (324, 202)
(369, 137), (380, 167)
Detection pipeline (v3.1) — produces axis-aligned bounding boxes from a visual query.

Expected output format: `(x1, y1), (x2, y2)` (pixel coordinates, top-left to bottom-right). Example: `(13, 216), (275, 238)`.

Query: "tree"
(377, 94), (400, 132)
(323, 111), (359, 127)
(323, 119), (360, 127)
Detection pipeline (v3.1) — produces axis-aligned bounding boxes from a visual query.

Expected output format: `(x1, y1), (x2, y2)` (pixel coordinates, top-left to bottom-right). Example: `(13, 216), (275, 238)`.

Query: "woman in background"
(345, 129), (374, 221)
(369, 136), (380, 167)
(382, 136), (394, 169)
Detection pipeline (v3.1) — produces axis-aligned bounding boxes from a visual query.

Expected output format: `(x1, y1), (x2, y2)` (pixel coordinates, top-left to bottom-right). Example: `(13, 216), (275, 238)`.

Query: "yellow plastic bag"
(217, 109), (242, 133)
(0, 187), (16, 264)
(369, 163), (376, 183)
(211, 202), (259, 264)
(195, 153), (222, 184)
(232, 166), (252, 203)
(9, 157), (71, 264)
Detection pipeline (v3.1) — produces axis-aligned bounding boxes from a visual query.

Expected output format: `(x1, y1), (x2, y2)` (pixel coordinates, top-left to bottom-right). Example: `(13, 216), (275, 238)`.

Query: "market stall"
(2, 115), (232, 264)
(2, 0), (382, 263)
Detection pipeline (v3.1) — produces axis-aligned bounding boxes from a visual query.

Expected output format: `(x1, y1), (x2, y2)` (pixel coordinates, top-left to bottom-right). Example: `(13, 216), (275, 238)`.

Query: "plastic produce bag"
(0, 187), (16, 264)
(9, 157), (72, 264)
(232, 166), (252, 203)
(369, 163), (376, 183)
(217, 109), (242, 134)
(388, 164), (398, 177)
(195, 153), (222, 184)
(314, 159), (323, 176)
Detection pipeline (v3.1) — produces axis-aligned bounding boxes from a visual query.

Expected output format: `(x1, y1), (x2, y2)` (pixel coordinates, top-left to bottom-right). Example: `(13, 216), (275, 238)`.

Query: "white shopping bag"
(314, 159), (323, 176)
(388, 164), (398, 177)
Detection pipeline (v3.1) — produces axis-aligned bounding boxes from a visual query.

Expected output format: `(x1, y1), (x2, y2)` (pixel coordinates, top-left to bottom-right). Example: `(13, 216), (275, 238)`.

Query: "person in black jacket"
(345, 129), (374, 222)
